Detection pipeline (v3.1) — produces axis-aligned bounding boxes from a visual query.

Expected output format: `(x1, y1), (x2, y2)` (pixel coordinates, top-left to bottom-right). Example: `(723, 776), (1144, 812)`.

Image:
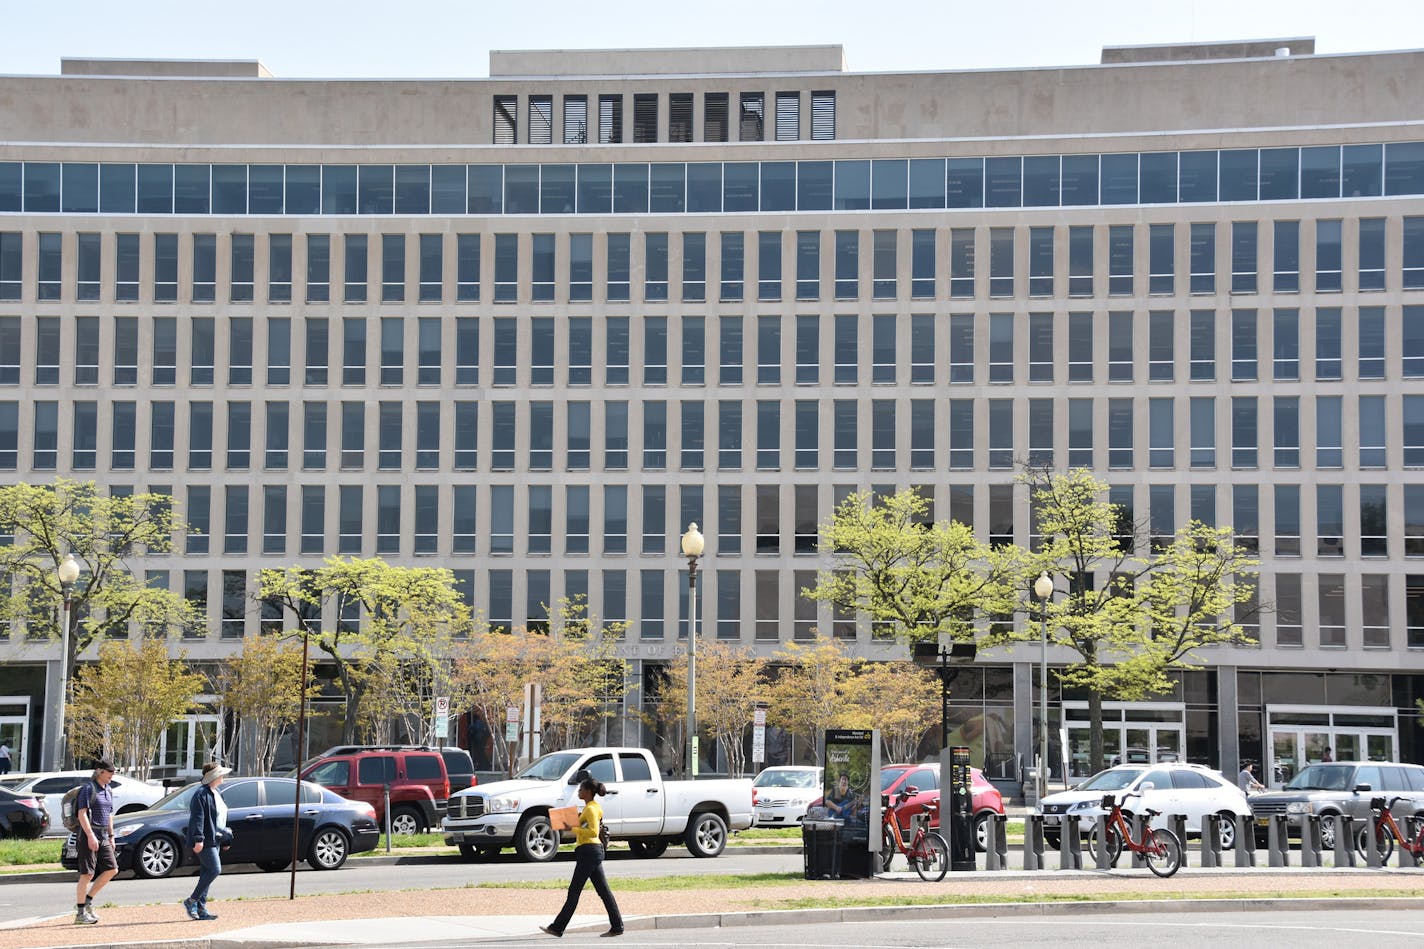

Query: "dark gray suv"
(1249, 761), (1424, 852)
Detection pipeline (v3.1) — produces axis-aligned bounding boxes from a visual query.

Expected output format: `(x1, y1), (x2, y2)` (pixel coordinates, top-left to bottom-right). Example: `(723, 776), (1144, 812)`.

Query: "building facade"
(2, 40), (1423, 785)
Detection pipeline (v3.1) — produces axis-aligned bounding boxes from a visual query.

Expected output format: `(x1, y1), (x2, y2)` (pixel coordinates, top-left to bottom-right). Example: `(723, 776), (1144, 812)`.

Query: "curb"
(24, 895), (1424, 949)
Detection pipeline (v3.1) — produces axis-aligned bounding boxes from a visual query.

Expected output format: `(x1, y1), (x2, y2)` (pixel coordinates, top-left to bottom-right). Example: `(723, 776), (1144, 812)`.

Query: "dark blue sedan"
(61, 777), (380, 878)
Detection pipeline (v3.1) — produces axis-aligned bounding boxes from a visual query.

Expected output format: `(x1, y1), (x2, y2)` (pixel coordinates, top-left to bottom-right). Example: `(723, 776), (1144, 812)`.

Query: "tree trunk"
(1088, 689), (1104, 775)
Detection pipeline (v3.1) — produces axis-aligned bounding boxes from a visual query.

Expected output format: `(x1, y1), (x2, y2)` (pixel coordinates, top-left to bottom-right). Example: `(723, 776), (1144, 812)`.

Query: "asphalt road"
(0, 849), (807, 925)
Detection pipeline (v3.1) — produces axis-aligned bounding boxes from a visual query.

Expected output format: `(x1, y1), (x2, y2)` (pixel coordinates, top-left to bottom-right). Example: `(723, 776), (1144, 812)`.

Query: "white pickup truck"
(441, 746), (753, 862)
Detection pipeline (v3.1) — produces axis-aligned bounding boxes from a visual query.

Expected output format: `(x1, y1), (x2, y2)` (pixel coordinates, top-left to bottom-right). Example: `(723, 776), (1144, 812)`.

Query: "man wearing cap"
(73, 760), (118, 925)
(183, 762), (233, 921)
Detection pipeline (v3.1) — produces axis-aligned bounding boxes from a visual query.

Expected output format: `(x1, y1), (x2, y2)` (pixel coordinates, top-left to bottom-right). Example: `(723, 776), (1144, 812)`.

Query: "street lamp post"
(680, 523), (704, 779)
(53, 553), (81, 771)
(1033, 572), (1054, 802)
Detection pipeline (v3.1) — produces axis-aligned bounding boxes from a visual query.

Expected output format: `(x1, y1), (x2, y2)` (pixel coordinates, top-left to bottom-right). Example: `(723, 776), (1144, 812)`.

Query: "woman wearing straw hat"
(183, 762), (233, 921)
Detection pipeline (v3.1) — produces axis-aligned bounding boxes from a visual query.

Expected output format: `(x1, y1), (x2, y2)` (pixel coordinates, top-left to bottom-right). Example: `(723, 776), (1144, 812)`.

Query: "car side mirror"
(1139, 782), (1155, 792)
(570, 769), (592, 786)
(903, 786), (918, 797)
(1354, 783), (1372, 793)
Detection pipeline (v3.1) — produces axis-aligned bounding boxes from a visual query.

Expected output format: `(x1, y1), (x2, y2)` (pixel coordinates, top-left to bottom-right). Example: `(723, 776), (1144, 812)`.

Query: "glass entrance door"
(1064, 702), (1186, 778)
(0, 696), (29, 774)
(1264, 706), (1397, 788)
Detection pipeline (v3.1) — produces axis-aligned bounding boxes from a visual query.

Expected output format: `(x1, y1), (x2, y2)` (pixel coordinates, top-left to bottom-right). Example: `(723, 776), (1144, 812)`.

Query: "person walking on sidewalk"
(72, 760), (118, 925)
(541, 777), (623, 939)
(183, 763), (233, 921)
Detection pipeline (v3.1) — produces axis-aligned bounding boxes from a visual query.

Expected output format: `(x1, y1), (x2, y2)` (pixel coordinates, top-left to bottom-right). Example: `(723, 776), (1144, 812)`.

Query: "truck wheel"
(390, 806), (427, 836)
(514, 813), (559, 862)
(684, 812), (728, 858)
(627, 839), (669, 859)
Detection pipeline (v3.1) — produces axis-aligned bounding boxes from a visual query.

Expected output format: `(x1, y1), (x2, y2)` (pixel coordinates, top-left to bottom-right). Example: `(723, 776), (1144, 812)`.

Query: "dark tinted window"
(357, 756), (395, 785)
(618, 753), (653, 782)
(440, 750), (474, 776)
(34, 777), (85, 794)
(263, 780), (298, 806)
(1171, 770), (1210, 789)
(404, 754), (443, 781)
(218, 781), (261, 808)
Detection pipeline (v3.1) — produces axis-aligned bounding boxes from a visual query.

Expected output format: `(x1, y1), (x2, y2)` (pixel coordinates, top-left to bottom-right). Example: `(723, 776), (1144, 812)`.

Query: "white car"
(0, 771), (167, 836)
(1036, 763), (1251, 850)
(751, 766), (824, 827)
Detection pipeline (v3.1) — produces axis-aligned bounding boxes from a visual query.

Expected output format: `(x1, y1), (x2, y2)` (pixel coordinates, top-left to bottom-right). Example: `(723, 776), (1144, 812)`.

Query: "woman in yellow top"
(541, 777), (623, 938)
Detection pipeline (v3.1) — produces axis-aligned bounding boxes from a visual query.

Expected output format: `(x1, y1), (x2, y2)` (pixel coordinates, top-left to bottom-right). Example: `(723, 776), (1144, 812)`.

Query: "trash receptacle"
(802, 818), (844, 880)
(839, 827), (873, 879)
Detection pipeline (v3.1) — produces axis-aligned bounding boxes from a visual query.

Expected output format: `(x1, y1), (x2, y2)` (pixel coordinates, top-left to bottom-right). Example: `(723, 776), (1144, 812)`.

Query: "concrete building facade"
(1, 40), (1423, 786)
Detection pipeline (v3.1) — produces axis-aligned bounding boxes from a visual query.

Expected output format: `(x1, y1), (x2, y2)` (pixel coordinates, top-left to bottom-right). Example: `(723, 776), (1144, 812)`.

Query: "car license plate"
(1256, 817), (1269, 828)
(64, 840), (77, 859)
(1042, 815), (1060, 826)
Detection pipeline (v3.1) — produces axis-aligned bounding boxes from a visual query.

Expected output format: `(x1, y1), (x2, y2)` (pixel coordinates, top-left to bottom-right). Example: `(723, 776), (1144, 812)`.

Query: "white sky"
(3, 0), (1423, 78)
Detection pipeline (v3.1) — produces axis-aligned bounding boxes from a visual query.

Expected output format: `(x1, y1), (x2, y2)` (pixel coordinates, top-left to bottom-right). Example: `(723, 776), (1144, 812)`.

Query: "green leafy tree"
(1024, 467), (1259, 774)
(804, 489), (1029, 649)
(257, 558), (470, 744)
(840, 660), (941, 763)
(214, 634), (320, 775)
(764, 635), (857, 765)
(67, 639), (206, 780)
(0, 480), (199, 765)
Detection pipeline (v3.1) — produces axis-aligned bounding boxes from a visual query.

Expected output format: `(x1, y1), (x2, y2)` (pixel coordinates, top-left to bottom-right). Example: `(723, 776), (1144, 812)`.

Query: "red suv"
(880, 762), (1004, 852)
(300, 746), (450, 835)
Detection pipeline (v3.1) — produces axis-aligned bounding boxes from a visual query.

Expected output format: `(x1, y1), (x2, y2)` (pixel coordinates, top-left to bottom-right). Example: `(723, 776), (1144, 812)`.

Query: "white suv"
(0, 771), (166, 836)
(1037, 763), (1250, 850)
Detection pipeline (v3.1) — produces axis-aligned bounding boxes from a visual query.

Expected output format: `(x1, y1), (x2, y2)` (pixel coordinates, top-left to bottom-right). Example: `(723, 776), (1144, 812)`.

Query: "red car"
(880, 762), (1004, 852)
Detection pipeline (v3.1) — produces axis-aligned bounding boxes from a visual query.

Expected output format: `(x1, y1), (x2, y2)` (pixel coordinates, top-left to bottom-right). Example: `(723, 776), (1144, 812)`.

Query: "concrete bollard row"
(1200, 813), (1222, 868)
(1059, 815), (1083, 870)
(1266, 813), (1290, 866)
(985, 813), (1009, 870)
(1332, 814), (1356, 868)
(1300, 814), (1323, 867)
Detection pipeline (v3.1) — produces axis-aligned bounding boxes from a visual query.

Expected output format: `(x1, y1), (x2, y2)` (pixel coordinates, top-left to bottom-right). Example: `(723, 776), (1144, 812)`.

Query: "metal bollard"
(1332, 815), (1356, 868)
(1023, 814), (1045, 871)
(1403, 817), (1422, 869)
(1166, 814), (1188, 868)
(1200, 813), (1222, 868)
(1130, 813), (1147, 869)
(1093, 814), (1113, 869)
(1300, 814), (1322, 868)
(1365, 813), (1384, 868)
(1059, 816), (1083, 870)
(1267, 814), (1289, 867)
(1233, 814), (1256, 867)
(985, 813), (1008, 870)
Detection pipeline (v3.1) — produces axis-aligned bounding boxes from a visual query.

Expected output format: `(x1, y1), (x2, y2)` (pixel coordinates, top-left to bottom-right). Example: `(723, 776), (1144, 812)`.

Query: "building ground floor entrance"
(1062, 701), (1186, 779)
(1265, 705), (1398, 787)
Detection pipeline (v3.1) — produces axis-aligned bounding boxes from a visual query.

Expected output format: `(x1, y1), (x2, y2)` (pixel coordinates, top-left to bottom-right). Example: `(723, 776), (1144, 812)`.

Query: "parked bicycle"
(878, 786), (948, 881)
(1084, 790), (1183, 878)
(1359, 796), (1424, 863)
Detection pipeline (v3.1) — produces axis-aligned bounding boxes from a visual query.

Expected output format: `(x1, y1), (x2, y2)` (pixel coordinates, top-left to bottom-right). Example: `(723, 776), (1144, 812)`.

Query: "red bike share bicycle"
(1084, 791), (1183, 878)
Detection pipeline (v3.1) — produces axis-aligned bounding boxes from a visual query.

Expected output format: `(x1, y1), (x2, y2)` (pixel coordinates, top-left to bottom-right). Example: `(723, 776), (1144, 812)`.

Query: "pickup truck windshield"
(515, 753), (584, 781)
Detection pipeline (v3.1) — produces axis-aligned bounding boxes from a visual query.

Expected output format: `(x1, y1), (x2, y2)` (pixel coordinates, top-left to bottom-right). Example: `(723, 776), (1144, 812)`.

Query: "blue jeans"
(550, 844), (621, 934)
(188, 845), (221, 904)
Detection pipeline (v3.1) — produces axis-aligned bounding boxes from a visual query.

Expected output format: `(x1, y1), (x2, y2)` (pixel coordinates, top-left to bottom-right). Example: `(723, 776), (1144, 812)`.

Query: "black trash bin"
(802, 818), (844, 879)
(838, 828), (873, 879)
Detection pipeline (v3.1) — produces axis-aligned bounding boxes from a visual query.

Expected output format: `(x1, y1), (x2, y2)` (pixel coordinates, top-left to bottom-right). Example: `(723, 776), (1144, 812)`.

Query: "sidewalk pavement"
(4, 864), (1424, 949)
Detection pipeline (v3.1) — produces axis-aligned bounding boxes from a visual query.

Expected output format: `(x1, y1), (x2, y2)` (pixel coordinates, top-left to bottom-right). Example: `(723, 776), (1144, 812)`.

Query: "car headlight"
(1068, 800), (1097, 813)
(1286, 802), (1312, 815)
(113, 824), (143, 839)
(486, 797), (520, 813)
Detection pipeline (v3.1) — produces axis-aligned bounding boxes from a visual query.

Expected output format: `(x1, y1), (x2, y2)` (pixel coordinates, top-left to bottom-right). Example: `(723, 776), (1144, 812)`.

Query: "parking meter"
(947, 745), (975, 871)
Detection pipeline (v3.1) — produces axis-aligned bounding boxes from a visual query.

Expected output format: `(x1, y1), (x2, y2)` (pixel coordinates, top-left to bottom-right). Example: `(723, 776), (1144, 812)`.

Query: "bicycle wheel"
(912, 831), (949, 882)
(879, 824), (897, 872)
(1086, 823), (1123, 867)
(1356, 821), (1396, 863)
(1143, 827), (1182, 878)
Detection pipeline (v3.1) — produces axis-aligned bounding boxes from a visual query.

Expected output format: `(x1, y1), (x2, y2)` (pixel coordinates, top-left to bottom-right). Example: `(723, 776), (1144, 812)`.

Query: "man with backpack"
(72, 760), (118, 925)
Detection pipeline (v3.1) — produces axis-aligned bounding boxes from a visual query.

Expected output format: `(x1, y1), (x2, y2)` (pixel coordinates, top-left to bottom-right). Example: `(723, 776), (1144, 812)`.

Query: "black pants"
(550, 844), (622, 933)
